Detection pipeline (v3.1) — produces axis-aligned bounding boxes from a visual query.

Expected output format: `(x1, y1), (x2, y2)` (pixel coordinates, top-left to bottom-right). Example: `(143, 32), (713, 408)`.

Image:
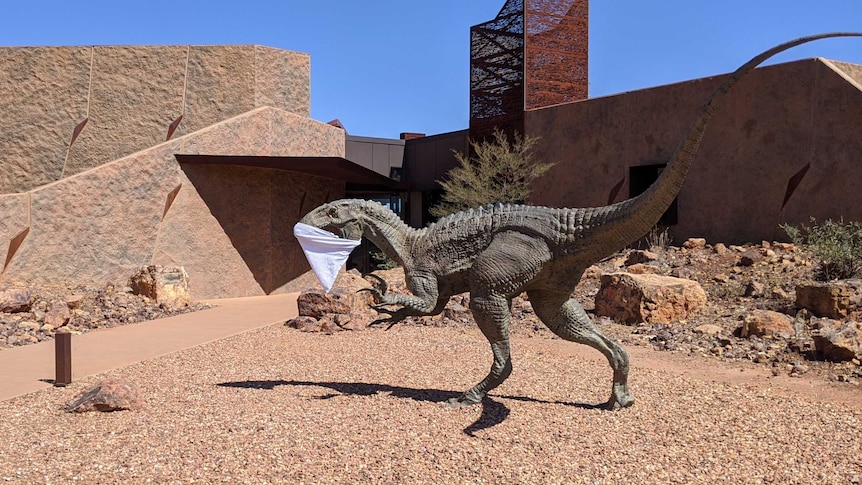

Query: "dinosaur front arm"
(363, 271), (446, 329)
(375, 271), (439, 313)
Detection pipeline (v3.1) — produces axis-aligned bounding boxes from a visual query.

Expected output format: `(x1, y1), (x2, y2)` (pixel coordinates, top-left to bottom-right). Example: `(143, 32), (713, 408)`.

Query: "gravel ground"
(1, 324), (860, 484)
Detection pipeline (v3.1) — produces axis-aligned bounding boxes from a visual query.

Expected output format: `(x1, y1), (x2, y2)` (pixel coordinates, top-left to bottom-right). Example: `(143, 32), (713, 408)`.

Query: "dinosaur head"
(299, 199), (366, 240)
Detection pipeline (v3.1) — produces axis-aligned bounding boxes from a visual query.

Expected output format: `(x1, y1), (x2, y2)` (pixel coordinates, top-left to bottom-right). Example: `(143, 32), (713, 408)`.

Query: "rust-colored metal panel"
(469, 0), (588, 140)
(469, 0), (525, 139)
(525, 0), (589, 109)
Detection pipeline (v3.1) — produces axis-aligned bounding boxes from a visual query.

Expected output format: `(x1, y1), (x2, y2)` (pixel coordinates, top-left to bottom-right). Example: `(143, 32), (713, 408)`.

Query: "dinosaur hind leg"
(445, 292), (513, 408)
(528, 289), (634, 410)
(445, 230), (549, 408)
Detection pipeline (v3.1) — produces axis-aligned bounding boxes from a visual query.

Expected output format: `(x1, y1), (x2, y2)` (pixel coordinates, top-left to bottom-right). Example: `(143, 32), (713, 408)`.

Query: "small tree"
(430, 129), (553, 218)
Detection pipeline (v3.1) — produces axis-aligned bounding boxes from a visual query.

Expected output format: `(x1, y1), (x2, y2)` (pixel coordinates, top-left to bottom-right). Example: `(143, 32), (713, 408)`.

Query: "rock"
(770, 287), (790, 300)
(683, 238), (707, 249)
(443, 303), (471, 322)
(714, 274), (730, 283)
(713, 243), (728, 255)
(18, 334), (37, 344)
(741, 310), (795, 338)
(65, 294), (85, 310)
(316, 314), (344, 334)
(773, 242), (796, 252)
(295, 273), (378, 330)
(129, 265), (191, 307)
(594, 273), (707, 325)
(627, 263), (662, 275)
(17, 321), (39, 332)
(583, 265), (603, 279)
(669, 267), (693, 279)
(694, 324), (723, 336)
(285, 315), (323, 332)
(0, 289), (34, 313)
(795, 280), (861, 320)
(737, 250), (764, 267)
(298, 273), (373, 316)
(44, 301), (71, 327)
(625, 250), (658, 266)
(297, 290), (351, 318)
(744, 281), (766, 298)
(65, 379), (142, 413)
(811, 319), (861, 362)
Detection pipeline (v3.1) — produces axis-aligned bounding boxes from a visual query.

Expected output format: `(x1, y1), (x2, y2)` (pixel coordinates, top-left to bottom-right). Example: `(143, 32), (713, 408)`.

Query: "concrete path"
(0, 293), (299, 402)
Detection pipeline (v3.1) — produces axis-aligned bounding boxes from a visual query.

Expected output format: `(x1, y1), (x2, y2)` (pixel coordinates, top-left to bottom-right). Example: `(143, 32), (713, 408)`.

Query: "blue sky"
(2, 1), (861, 138)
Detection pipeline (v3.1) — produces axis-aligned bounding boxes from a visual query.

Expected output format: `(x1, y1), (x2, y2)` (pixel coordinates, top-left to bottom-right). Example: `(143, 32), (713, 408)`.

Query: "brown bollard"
(54, 332), (72, 386)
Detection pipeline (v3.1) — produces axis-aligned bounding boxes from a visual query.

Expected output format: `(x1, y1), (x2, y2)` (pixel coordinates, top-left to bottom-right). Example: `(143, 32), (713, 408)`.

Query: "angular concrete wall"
(0, 107), (346, 299)
(0, 45), (311, 194)
(526, 58), (862, 244)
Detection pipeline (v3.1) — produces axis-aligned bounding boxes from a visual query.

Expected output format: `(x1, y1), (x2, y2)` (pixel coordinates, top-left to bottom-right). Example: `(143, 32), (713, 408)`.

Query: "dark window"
(343, 194), (404, 274)
(629, 163), (678, 226)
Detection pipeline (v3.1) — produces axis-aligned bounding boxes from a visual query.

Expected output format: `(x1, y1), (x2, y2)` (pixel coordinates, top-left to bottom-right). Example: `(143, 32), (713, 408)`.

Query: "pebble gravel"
(1, 325), (860, 484)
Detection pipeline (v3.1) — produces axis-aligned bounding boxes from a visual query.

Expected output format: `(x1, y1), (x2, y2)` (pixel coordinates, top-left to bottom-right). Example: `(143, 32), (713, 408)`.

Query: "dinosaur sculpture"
(299, 33), (862, 410)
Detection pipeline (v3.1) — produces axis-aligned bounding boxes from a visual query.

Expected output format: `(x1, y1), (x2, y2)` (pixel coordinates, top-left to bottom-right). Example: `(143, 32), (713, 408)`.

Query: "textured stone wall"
(829, 60), (862, 87)
(0, 47), (91, 192)
(0, 45), (311, 194)
(526, 59), (862, 244)
(0, 107), (346, 299)
(0, 193), (29, 275)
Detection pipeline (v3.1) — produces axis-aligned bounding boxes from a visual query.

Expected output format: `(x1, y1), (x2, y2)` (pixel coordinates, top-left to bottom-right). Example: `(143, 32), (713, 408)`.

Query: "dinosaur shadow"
(217, 380), (606, 435)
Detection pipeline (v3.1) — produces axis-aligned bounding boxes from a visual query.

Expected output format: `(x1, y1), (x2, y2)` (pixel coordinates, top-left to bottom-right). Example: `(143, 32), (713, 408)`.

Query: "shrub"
(370, 247), (398, 270)
(430, 129), (553, 218)
(781, 218), (862, 280)
(646, 225), (673, 251)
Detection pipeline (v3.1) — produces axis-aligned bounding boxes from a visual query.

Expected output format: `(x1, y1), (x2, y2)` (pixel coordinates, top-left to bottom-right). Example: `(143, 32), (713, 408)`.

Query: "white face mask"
(293, 223), (361, 292)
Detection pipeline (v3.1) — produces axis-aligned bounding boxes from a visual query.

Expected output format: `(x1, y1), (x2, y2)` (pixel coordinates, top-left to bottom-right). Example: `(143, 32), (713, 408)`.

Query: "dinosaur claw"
(367, 318), (390, 328)
(357, 287), (384, 303)
(367, 318), (401, 330)
(363, 274), (389, 295)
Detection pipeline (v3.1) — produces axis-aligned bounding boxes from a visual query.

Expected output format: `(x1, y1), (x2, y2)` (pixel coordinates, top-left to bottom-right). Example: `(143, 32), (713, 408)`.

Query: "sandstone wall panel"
(64, 46), (187, 177)
(0, 194), (30, 277)
(255, 46), (310, 118)
(830, 60), (862, 87)
(0, 47), (91, 193)
(7, 142), (183, 287)
(175, 45), (256, 137)
(178, 107), (272, 156)
(269, 109), (346, 157)
(154, 164), (272, 298)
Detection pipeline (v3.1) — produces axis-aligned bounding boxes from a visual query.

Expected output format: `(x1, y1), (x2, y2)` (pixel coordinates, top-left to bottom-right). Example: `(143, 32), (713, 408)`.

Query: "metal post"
(54, 332), (71, 386)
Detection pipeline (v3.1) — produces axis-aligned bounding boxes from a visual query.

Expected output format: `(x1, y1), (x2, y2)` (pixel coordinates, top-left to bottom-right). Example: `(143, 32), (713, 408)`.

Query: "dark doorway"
(629, 163), (678, 226)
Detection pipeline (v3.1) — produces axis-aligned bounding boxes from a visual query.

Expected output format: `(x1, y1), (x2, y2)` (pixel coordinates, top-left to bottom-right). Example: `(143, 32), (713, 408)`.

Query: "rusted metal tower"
(469, 0), (588, 139)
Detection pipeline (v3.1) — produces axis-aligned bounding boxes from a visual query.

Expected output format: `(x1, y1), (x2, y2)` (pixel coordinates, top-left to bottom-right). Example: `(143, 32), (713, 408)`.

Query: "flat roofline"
(174, 154), (406, 190)
(346, 134), (406, 145)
